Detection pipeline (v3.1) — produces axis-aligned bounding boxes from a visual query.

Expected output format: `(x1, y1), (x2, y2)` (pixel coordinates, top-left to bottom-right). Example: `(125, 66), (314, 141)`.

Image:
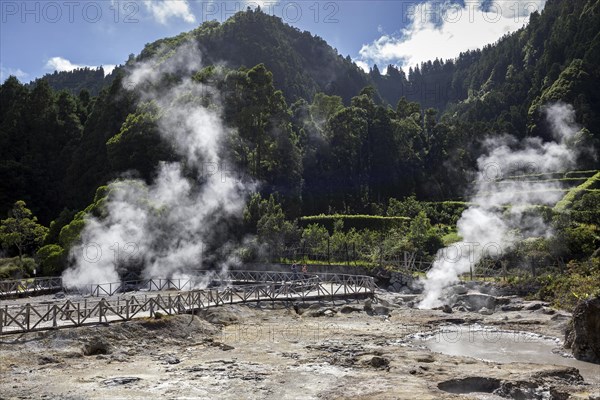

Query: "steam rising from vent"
(62, 42), (252, 289)
(419, 102), (585, 309)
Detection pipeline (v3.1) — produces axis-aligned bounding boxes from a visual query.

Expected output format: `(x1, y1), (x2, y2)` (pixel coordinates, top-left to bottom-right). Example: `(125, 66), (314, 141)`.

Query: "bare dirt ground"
(1, 290), (599, 400)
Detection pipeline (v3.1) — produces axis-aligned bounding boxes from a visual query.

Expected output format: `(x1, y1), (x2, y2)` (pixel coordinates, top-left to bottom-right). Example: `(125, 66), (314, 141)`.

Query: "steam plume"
(419, 102), (585, 308)
(63, 42), (251, 289)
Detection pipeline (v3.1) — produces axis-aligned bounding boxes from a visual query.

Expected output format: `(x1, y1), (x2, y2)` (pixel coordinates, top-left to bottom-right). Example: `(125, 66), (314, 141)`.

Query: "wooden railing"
(0, 272), (375, 335)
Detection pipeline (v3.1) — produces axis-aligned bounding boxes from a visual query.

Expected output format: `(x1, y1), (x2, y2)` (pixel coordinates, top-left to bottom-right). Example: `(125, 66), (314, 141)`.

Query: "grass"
(554, 171), (600, 212)
(500, 170), (598, 181)
(441, 231), (461, 246)
(0, 257), (37, 279)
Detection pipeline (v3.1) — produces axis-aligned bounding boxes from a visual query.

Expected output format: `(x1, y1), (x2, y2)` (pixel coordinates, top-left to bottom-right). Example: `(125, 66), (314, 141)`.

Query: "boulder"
(339, 305), (362, 314)
(452, 285), (468, 295)
(83, 337), (111, 356)
(372, 305), (391, 316)
(442, 304), (453, 314)
(564, 297), (600, 364)
(365, 355), (389, 368)
(456, 293), (496, 312)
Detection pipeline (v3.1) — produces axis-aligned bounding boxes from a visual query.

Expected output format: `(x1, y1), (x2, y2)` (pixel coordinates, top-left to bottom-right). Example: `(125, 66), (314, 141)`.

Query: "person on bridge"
(291, 263), (298, 280)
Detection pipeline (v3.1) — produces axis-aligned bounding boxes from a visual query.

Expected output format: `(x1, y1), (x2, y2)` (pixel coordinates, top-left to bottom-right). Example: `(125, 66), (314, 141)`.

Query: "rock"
(83, 337), (111, 356)
(442, 305), (453, 314)
(378, 299), (392, 307)
(479, 307), (493, 315)
(339, 305), (361, 314)
(494, 296), (512, 305)
(457, 306), (467, 312)
(200, 308), (240, 326)
(452, 285), (468, 295)
(564, 297), (600, 364)
(365, 356), (389, 368)
(500, 304), (524, 312)
(523, 301), (545, 311)
(306, 308), (325, 317)
(163, 355), (180, 365)
(38, 356), (59, 365)
(363, 299), (373, 313)
(372, 305), (391, 316)
(551, 313), (570, 321)
(457, 293), (496, 312)
(406, 301), (415, 308)
(541, 307), (556, 315)
(102, 377), (141, 386)
(109, 353), (129, 363)
(437, 377), (501, 394)
(415, 354), (435, 363)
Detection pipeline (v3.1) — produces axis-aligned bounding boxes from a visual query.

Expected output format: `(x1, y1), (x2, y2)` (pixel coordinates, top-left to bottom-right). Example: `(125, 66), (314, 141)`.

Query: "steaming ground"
(419, 103), (590, 309)
(1, 289), (598, 399)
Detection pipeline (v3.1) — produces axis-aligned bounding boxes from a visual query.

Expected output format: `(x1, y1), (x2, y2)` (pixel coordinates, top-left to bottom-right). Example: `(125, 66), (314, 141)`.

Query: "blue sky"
(0, 0), (546, 83)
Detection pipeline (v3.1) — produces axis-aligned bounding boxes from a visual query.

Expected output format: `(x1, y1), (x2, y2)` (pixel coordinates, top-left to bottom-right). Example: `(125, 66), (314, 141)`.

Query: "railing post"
(25, 303), (31, 331)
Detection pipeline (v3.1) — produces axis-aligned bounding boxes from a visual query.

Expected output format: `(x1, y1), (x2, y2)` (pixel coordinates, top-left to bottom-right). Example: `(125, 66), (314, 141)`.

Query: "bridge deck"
(0, 272), (375, 335)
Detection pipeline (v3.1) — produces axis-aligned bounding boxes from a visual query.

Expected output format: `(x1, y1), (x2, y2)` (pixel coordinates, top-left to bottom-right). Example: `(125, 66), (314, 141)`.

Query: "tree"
(256, 195), (299, 259)
(0, 201), (48, 264)
(408, 211), (443, 258)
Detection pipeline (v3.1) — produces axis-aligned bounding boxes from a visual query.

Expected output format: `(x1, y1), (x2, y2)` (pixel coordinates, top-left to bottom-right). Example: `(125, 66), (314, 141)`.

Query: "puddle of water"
(411, 325), (600, 384)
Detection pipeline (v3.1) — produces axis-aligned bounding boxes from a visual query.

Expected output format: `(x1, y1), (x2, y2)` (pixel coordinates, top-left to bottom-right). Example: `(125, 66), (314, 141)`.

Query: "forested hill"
(136, 10), (371, 104)
(29, 67), (116, 96)
(32, 0), (600, 117)
(1, 0), (599, 227)
(128, 0), (600, 125)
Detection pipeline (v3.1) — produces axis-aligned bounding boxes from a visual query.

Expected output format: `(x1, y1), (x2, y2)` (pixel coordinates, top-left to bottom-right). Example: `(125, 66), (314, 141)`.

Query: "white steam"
(62, 42), (250, 289)
(419, 102), (584, 308)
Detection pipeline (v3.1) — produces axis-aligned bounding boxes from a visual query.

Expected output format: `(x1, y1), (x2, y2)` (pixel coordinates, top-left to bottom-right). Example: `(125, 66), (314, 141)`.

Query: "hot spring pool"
(411, 325), (600, 384)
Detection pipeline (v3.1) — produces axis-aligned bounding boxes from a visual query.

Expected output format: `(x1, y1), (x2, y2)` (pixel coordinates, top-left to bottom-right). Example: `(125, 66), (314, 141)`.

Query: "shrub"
(536, 259), (600, 311)
(300, 214), (409, 232)
(36, 244), (67, 276)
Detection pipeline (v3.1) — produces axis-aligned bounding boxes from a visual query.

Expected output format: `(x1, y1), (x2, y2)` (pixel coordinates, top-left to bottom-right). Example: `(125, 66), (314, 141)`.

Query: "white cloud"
(45, 57), (92, 72)
(358, 0), (546, 71)
(354, 60), (370, 73)
(45, 57), (116, 77)
(143, 0), (196, 24)
(102, 65), (117, 76)
(0, 65), (28, 82)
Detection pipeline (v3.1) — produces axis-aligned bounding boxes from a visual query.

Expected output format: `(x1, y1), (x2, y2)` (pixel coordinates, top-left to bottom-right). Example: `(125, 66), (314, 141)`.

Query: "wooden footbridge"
(0, 271), (375, 335)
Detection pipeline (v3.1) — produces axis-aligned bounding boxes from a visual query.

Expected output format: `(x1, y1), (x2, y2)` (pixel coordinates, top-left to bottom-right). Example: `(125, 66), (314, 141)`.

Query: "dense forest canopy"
(0, 0), (599, 298)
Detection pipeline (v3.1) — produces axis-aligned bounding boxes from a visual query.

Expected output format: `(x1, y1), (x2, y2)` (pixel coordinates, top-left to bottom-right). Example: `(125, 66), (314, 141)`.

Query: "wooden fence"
(0, 272), (375, 335)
